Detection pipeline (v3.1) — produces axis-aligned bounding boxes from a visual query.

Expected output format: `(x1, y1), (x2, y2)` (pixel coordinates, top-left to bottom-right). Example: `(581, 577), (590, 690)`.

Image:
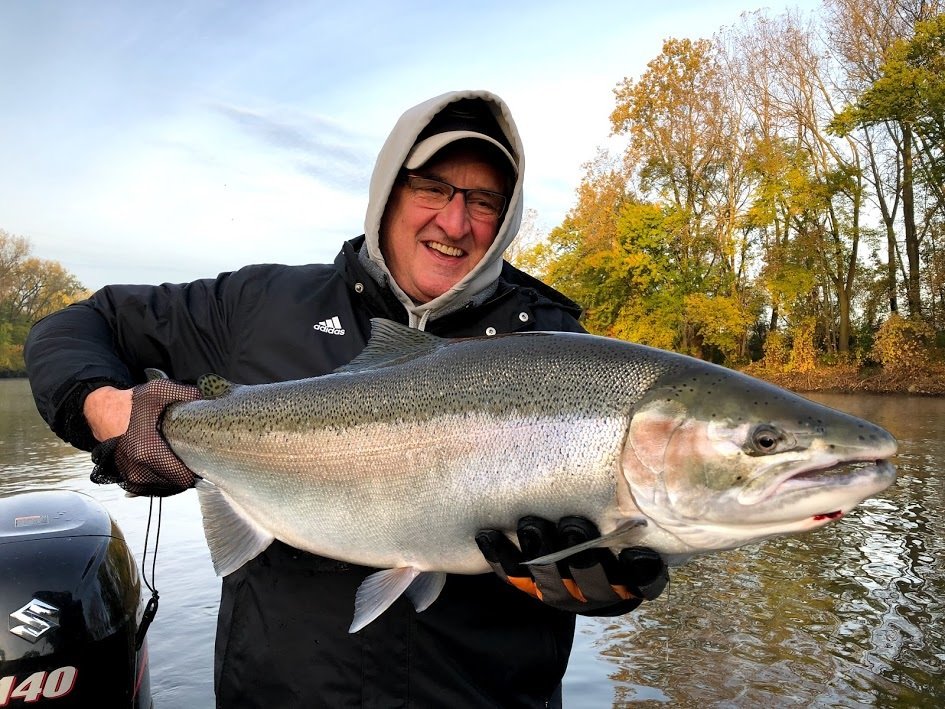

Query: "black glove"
(90, 378), (202, 497)
(476, 516), (668, 615)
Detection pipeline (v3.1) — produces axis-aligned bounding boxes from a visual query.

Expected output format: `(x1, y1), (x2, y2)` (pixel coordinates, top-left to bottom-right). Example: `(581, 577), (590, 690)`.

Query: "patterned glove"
(90, 378), (202, 496)
(476, 516), (668, 615)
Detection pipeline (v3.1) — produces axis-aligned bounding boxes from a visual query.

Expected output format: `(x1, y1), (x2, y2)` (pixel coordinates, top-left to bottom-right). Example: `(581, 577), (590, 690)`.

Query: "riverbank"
(744, 362), (945, 396)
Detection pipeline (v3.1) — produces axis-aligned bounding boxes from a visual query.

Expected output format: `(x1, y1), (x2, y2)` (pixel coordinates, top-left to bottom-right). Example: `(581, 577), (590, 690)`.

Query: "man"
(25, 90), (667, 707)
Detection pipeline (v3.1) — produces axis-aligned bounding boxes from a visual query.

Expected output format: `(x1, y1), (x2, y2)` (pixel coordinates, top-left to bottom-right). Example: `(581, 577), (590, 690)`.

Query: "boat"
(0, 489), (151, 707)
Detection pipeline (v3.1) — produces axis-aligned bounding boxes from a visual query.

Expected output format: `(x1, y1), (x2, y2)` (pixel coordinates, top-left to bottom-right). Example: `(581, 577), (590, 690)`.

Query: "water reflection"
(2, 380), (942, 706)
(566, 393), (944, 707)
(0, 379), (84, 487)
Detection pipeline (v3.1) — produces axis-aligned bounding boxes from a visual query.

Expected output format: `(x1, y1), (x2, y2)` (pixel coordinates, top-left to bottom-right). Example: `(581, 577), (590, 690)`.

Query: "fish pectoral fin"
(195, 479), (274, 576)
(349, 568), (445, 633)
(523, 518), (648, 566)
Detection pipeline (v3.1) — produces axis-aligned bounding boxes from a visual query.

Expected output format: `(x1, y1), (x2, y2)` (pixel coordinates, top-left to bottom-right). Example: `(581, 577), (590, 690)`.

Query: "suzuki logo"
(9, 599), (59, 642)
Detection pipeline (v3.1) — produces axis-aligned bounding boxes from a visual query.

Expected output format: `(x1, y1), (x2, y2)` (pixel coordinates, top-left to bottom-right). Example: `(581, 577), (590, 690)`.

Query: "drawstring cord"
(134, 497), (162, 650)
(417, 309), (431, 331)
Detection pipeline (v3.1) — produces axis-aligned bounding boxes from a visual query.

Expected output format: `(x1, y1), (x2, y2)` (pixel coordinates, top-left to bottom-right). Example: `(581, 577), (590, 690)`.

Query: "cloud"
(211, 103), (374, 191)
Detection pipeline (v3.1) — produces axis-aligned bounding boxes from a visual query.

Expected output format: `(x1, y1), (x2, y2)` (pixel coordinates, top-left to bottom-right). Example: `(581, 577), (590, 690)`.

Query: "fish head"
(620, 367), (898, 556)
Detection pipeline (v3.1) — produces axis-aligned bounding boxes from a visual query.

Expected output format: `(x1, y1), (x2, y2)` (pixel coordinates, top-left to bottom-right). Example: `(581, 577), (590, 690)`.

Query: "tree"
(828, 0), (945, 321)
(0, 229), (86, 373)
(530, 3), (941, 370)
(610, 36), (760, 356)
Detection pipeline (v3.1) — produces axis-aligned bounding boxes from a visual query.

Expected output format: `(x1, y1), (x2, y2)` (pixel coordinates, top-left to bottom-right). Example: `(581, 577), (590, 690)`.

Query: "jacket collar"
(337, 236), (582, 333)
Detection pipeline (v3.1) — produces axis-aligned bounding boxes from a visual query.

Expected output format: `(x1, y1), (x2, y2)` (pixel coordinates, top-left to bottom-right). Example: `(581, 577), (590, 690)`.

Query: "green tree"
(830, 4), (945, 321)
(0, 229), (86, 373)
(610, 36), (760, 357)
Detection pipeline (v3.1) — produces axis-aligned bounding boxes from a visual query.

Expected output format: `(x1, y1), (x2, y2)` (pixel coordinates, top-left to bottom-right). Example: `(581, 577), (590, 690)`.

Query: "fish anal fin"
(405, 571), (447, 612)
(195, 479), (273, 575)
(349, 567), (446, 633)
(524, 518), (648, 566)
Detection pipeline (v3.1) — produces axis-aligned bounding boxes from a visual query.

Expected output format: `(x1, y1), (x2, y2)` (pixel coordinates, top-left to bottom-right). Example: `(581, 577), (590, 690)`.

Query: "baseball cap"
(403, 98), (517, 173)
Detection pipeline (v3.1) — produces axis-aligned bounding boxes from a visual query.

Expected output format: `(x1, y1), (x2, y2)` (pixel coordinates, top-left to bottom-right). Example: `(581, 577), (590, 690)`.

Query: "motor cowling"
(0, 490), (151, 708)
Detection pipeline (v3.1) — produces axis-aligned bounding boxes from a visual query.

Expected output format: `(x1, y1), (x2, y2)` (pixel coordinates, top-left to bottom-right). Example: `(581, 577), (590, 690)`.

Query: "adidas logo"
(314, 316), (346, 336)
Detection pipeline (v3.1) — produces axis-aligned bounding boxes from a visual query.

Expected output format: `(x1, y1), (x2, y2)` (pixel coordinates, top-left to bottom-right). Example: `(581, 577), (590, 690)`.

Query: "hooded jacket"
(24, 90), (585, 707)
(363, 89), (527, 328)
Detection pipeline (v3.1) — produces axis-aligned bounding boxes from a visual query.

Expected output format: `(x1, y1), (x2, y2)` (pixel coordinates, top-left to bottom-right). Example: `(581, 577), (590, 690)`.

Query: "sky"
(1, 1), (820, 291)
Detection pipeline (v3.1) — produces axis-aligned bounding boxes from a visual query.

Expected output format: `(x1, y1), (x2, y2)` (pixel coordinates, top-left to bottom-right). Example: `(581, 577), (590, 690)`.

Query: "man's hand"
(89, 379), (202, 497)
(84, 386), (134, 440)
(476, 516), (668, 615)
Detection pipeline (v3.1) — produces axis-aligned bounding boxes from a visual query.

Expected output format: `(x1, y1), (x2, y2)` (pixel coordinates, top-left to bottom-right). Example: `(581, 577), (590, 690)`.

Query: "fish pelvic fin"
(523, 518), (649, 566)
(196, 373), (240, 398)
(335, 318), (445, 374)
(349, 568), (447, 633)
(195, 479), (274, 576)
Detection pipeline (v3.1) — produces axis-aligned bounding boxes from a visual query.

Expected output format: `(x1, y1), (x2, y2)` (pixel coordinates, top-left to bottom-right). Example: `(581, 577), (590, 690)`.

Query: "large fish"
(158, 319), (897, 632)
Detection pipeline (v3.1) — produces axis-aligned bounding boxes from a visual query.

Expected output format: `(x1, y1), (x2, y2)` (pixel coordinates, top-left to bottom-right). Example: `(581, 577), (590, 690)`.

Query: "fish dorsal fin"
(335, 318), (445, 374)
(144, 367), (169, 381)
(197, 373), (240, 398)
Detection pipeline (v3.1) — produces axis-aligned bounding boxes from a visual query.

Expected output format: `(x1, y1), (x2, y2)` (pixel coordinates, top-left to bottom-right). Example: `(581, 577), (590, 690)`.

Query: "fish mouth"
(747, 458), (896, 521)
(780, 458), (895, 489)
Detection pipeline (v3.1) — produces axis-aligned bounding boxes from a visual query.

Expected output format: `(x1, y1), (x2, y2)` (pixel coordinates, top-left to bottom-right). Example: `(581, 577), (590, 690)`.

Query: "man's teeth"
(427, 242), (463, 257)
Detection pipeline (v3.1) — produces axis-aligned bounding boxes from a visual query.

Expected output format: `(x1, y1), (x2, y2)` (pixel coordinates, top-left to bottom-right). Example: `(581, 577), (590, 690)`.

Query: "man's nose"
(434, 193), (472, 238)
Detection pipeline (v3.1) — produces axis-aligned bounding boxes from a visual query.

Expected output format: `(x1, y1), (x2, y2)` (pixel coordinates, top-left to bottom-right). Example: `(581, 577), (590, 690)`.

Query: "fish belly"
(170, 411), (626, 573)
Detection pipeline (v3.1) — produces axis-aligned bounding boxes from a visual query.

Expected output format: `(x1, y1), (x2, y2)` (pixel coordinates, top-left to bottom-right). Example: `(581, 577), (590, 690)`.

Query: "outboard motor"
(0, 490), (151, 708)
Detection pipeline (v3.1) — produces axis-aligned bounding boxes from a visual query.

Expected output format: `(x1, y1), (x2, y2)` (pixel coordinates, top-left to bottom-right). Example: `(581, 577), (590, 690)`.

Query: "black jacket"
(25, 237), (586, 708)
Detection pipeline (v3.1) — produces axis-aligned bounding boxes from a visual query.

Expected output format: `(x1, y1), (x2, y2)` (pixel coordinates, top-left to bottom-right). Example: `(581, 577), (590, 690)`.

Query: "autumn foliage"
(517, 1), (945, 386)
(0, 230), (87, 374)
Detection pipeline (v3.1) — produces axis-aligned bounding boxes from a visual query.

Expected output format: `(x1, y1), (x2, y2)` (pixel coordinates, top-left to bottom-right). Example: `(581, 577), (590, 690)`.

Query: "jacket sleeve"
(24, 274), (246, 451)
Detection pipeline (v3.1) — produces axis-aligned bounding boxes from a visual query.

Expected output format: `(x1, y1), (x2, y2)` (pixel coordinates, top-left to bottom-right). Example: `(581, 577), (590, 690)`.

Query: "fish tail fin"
(349, 569), (447, 633)
(195, 479), (274, 575)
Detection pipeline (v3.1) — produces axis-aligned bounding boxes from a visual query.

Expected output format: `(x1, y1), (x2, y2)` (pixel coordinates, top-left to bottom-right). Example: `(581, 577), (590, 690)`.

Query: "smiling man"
(361, 94), (537, 331)
(382, 146), (509, 304)
(25, 90), (668, 707)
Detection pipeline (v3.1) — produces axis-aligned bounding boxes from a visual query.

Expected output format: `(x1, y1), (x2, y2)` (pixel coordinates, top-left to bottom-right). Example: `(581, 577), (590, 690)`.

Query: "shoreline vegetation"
(746, 362), (945, 397)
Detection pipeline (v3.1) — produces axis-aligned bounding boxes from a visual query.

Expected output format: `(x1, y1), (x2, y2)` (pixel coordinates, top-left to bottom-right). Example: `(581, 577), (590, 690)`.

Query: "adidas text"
(314, 316), (346, 336)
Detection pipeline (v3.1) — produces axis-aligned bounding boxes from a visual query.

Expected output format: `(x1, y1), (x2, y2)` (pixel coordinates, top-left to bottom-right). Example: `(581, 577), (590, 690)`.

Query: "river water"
(0, 379), (942, 707)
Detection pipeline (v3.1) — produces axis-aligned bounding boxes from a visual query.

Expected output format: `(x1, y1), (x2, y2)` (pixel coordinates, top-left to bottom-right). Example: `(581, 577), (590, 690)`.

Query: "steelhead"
(158, 319), (898, 632)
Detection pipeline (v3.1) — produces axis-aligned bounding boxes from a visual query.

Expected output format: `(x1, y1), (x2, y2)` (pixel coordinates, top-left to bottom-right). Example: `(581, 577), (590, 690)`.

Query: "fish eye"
(748, 424), (783, 454)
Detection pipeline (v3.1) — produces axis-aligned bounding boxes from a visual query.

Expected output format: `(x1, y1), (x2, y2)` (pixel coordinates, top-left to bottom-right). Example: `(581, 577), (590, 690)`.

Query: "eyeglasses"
(400, 174), (507, 221)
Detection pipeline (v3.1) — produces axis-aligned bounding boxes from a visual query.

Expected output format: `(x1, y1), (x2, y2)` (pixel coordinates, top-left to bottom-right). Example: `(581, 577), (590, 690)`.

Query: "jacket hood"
(363, 90), (525, 328)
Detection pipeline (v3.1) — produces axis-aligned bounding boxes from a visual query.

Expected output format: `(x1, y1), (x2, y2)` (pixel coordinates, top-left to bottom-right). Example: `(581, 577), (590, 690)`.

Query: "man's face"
(381, 148), (508, 304)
